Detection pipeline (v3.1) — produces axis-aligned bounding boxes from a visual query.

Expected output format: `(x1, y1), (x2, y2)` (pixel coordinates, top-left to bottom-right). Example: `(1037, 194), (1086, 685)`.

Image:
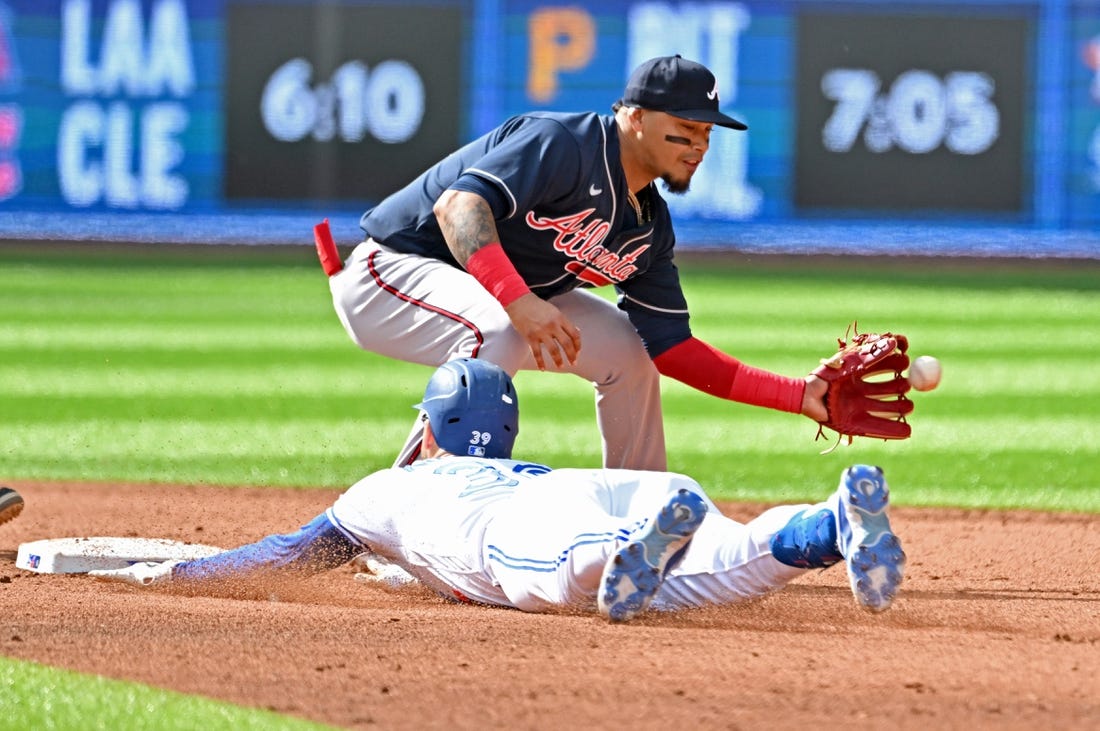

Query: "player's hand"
(801, 375), (829, 422)
(504, 293), (582, 370)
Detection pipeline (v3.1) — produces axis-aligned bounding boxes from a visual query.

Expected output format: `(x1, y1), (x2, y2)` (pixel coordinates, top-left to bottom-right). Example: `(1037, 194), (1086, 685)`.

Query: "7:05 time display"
(820, 68), (1000, 156)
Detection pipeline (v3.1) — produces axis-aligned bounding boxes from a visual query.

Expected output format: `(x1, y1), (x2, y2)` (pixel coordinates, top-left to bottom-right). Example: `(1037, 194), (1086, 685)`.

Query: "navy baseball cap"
(619, 55), (747, 131)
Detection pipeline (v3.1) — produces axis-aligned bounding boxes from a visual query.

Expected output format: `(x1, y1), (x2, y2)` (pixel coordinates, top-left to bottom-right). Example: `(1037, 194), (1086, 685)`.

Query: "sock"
(769, 508), (842, 569)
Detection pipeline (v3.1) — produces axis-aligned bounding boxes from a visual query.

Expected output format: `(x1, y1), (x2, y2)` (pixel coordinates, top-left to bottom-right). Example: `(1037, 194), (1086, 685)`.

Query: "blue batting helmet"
(414, 358), (518, 458)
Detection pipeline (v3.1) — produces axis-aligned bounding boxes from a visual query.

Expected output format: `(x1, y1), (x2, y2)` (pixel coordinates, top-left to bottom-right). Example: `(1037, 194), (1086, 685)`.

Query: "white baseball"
(908, 355), (942, 392)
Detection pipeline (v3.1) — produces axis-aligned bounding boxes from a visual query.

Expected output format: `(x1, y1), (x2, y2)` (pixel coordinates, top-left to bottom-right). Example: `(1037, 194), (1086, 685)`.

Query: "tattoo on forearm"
(440, 195), (498, 265)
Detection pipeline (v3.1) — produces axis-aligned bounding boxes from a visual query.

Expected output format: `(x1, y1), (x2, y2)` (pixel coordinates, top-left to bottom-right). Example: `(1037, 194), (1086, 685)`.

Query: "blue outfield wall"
(0, 0), (1097, 257)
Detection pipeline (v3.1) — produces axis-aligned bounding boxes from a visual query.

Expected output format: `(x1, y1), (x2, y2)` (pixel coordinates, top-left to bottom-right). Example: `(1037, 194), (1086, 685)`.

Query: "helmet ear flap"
(414, 359), (519, 459)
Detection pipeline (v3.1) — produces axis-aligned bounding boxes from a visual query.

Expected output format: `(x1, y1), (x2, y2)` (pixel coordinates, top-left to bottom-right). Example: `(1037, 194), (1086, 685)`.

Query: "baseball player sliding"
(315, 54), (914, 470)
(91, 360), (906, 622)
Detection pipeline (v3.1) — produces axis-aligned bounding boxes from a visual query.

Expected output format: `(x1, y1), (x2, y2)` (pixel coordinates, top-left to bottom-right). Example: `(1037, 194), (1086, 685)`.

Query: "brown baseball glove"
(812, 329), (913, 443)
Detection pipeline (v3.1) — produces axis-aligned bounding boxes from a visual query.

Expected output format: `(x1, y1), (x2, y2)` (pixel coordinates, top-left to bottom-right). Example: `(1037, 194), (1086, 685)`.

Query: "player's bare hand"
(504, 294), (582, 370)
(801, 375), (829, 422)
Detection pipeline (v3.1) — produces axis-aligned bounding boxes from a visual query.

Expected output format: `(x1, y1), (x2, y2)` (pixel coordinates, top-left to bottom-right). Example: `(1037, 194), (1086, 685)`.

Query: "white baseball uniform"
(325, 458), (811, 613)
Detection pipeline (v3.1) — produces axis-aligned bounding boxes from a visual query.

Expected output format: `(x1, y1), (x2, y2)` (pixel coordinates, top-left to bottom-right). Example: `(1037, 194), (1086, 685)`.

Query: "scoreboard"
(0, 0), (1097, 253)
(794, 12), (1028, 213)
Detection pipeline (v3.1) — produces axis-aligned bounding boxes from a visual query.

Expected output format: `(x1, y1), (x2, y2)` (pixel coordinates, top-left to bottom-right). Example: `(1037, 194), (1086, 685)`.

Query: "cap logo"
(706, 82), (719, 102)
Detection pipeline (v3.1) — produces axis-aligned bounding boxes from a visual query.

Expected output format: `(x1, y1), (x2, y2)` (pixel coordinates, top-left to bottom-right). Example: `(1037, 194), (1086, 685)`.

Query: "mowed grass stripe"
(1, 244), (1097, 511)
(0, 325), (344, 348)
(0, 363), (429, 395)
(4, 418), (419, 487)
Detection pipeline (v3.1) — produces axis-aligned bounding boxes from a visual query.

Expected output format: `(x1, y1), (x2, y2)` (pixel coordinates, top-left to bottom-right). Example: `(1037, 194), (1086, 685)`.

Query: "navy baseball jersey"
(360, 112), (692, 357)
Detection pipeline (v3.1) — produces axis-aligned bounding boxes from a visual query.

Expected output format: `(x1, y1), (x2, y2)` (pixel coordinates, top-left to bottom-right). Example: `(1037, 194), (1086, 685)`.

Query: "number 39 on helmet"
(414, 358), (519, 459)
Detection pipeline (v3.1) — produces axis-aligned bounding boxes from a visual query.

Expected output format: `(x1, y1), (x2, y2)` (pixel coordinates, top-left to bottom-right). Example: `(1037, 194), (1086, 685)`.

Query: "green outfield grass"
(1, 242), (1098, 729)
(0, 657), (337, 730)
(1, 243), (1098, 512)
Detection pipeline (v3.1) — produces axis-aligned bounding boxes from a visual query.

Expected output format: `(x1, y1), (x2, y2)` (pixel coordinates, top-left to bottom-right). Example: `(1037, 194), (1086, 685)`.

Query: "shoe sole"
(848, 533), (905, 612)
(598, 489), (707, 622)
(0, 488), (24, 527)
(837, 466), (906, 613)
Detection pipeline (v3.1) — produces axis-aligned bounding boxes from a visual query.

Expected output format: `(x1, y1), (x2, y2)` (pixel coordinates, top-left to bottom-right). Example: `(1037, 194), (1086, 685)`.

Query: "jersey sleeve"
(446, 116), (586, 221)
(616, 224), (693, 358)
(449, 174), (513, 220)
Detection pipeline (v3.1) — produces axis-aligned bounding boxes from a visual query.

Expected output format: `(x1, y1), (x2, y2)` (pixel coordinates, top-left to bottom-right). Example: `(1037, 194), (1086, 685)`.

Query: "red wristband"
(727, 363), (805, 413)
(465, 243), (531, 308)
(654, 337), (805, 413)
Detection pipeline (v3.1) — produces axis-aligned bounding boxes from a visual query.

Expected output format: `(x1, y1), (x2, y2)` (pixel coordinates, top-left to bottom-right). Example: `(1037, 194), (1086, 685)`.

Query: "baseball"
(908, 355), (942, 392)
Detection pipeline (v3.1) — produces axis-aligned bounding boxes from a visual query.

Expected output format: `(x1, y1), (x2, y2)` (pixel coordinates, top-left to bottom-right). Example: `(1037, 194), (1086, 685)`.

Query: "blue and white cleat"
(598, 488), (708, 622)
(832, 465), (906, 613)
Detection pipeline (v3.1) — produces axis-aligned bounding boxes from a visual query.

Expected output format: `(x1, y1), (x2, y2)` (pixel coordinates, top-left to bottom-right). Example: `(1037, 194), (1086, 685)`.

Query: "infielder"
(317, 54), (839, 470)
(91, 360), (906, 622)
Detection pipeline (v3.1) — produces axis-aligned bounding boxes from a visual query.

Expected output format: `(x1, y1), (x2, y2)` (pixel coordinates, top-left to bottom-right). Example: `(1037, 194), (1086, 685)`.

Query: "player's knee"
(591, 346), (659, 387)
(477, 323), (532, 373)
(590, 318), (657, 385)
(666, 474), (706, 500)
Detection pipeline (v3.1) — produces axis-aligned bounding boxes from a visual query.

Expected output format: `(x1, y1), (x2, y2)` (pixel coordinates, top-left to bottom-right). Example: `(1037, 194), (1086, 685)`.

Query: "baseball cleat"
(598, 488), (707, 622)
(832, 465), (906, 613)
(89, 561), (179, 587)
(0, 487), (25, 527)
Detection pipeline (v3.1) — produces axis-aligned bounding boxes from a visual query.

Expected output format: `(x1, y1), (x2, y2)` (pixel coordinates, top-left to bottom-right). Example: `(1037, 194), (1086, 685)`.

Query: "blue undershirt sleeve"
(171, 513), (364, 582)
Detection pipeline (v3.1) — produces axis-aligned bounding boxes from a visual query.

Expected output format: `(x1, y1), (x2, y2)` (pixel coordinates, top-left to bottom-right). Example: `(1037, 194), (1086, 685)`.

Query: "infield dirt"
(2, 480), (1097, 730)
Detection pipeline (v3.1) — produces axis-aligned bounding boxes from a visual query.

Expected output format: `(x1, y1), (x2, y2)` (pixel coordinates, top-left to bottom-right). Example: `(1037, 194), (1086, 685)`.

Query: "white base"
(16, 536), (224, 574)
